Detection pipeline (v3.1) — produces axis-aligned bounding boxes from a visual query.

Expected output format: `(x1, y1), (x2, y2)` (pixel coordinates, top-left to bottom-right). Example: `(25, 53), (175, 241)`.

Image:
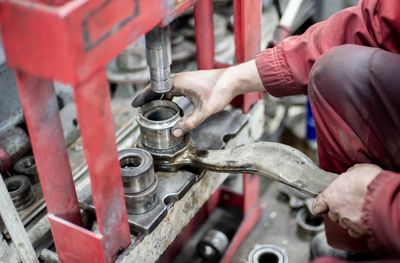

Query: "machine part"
(278, 184), (308, 209)
(248, 244), (288, 263)
(0, 174), (39, 263)
(137, 100), (188, 157)
(153, 142), (338, 197)
(116, 38), (148, 72)
(5, 175), (35, 210)
(119, 148), (155, 194)
(118, 148), (159, 214)
(60, 103), (80, 146)
(171, 31), (195, 64)
(84, 107), (249, 235)
(0, 127), (30, 172)
(197, 229), (229, 261)
(14, 155), (39, 184)
(39, 249), (59, 263)
(296, 206), (324, 238)
(0, 64), (24, 134)
(106, 37), (150, 86)
(145, 26), (172, 93)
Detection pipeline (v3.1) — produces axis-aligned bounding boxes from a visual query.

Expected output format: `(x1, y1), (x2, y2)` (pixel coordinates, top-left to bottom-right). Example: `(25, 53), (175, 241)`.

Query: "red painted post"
(73, 69), (131, 262)
(234, 0), (263, 113)
(15, 71), (82, 225)
(194, 0), (215, 70)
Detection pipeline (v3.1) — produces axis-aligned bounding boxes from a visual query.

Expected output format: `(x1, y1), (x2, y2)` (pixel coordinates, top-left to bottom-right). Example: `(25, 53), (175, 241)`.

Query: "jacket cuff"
(255, 46), (296, 97)
(361, 171), (396, 251)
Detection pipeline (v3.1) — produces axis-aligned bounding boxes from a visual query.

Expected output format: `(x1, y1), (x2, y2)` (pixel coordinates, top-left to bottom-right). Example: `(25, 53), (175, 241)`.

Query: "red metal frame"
(1, 0), (262, 261)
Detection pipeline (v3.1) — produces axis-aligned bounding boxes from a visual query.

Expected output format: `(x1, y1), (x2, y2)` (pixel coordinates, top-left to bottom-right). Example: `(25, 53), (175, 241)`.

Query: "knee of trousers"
(308, 44), (379, 106)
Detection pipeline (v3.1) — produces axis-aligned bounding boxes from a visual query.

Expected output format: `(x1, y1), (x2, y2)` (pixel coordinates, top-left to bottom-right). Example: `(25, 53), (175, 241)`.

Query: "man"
(133, 0), (400, 261)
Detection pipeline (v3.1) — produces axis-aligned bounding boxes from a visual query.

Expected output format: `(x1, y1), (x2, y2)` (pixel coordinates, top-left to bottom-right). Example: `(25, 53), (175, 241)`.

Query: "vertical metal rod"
(0, 174), (39, 263)
(15, 71), (82, 225)
(234, 0), (262, 113)
(233, 0), (262, 212)
(74, 69), (131, 262)
(194, 0), (215, 70)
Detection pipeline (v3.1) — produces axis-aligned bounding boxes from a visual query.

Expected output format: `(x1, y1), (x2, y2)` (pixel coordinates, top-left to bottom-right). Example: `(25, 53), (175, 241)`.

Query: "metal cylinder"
(296, 206), (324, 239)
(117, 37), (147, 71)
(248, 244), (288, 263)
(137, 100), (185, 151)
(197, 230), (229, 261)
(4, 175), (35, 211)
(0, 127), (30, 172)
(13, 155), (39, 184)
(118, 148), (159, 214)
(145, 26), (172, 93)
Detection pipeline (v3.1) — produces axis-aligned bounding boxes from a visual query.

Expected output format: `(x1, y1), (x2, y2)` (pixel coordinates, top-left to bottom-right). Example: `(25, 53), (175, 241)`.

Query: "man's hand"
(132, 60), (264, 137)
(312, 164), (382, 238)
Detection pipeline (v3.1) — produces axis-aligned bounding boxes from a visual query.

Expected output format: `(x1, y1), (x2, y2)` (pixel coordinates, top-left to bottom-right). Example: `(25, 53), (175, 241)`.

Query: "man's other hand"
(312, 164), (382, 238)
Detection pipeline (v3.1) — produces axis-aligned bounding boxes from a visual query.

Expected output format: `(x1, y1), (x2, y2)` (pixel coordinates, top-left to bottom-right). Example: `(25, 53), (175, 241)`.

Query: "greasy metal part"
(119, 148), (155, 194)
(296, 205), (324, 238)
(0, 174), (39, 263)
(14, 155), (39, 184)
(107, 37), (150, 86)
(39, 249), (59, 263)
(60, 103), (80, 146)
(5, 175), (35, 210)
(118, 148), (159, 214)
(0, 127), (30, 172)
(197, 229), (229, 261)
(278, 184), (308, 209)
(137, 100), (188, 154)
(117, 38), (148, 72)
(155, 142), (338, 197)
(145, 26), (172, 94)
(248, 244), (288, 263)
(171, 32), (195, 63)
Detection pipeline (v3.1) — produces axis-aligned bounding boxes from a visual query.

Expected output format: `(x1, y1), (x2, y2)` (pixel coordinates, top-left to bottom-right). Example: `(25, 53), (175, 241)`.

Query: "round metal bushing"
(296, 207), (325, 238)
(5, 175), (35, 211)
(137, 100), (186, 152)
(197, 230), (229, 261)
(248, 244), (288, 263)
(119, 148), (155, 194)
(13, 155), (39, 184)
(124, 177), (159, 214)
(118, 148), (159, 214)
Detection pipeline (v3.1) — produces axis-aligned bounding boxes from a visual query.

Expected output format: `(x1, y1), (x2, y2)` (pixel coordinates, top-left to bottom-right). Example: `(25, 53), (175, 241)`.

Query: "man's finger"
(172, 110), (206, 137)
(131, 85), (160, 107)
(348, 229), (363, 238)
(311, 194), (329, 215)
(328, 211), (339, 223)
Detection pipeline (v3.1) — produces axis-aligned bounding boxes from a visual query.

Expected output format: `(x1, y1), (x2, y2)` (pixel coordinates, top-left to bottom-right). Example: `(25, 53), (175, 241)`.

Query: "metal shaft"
(145, 26), (172, 93)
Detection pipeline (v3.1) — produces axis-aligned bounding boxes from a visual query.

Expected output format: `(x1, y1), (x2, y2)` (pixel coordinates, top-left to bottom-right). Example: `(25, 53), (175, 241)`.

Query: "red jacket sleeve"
(255, 0), (400, 97)
(362, 171), (400, 258)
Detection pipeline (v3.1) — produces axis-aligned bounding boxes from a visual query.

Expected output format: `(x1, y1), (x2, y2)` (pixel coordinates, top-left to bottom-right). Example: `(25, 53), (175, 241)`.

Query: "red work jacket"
(255, 0), (400, 259)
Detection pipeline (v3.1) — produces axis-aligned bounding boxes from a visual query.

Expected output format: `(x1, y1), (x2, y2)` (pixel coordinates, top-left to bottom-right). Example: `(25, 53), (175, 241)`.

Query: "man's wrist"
(229, 60), (265, 97)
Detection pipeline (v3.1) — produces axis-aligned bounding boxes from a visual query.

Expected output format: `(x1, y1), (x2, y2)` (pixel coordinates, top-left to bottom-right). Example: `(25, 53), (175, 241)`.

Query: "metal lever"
(160, 142), (338, 197)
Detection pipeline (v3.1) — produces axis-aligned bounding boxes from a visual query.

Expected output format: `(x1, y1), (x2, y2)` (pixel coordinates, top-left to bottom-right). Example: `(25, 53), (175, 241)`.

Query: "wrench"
(154, 142), (338, 197)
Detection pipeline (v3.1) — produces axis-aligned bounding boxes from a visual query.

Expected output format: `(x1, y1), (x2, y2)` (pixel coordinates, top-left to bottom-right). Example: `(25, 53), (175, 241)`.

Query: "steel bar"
(0, 174), (38, 263)
(194, 0), (215, 69)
